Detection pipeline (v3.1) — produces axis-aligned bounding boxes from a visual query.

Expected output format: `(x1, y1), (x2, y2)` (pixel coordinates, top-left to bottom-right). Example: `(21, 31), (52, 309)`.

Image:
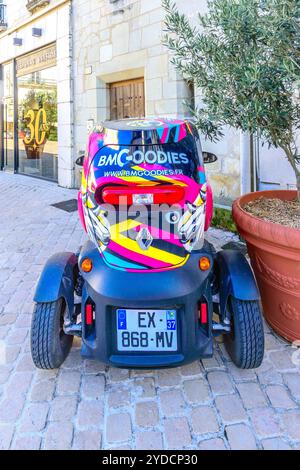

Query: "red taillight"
(85, 304), (94, 325)
(199, 302), (208, 324)
(97, 185), (185, 205)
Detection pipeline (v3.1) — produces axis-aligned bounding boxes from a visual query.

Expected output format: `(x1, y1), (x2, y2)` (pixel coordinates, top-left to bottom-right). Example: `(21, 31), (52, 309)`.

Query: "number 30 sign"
(24, 107), (49, 147)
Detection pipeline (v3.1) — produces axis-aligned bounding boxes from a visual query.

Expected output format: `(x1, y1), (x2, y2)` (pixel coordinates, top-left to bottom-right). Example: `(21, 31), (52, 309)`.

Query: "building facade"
(0, 0), (73, 187)
(0, 0), (296, 200)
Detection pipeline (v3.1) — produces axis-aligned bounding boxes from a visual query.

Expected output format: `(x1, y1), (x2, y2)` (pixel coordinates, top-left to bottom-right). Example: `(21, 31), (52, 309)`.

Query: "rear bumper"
(79, 241), (215, 368)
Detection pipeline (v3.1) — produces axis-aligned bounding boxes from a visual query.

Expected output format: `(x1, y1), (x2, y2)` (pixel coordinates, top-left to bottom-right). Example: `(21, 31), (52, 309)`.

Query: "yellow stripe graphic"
(113, 233), (185, 264)
(110, 219), (142, 238)
(116, 175), (151, 184)
(110, 218), (185, 265)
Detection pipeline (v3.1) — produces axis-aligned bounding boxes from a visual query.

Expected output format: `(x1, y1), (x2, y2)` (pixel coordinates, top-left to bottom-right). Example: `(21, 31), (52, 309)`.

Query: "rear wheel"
(224, 297), (264, 369)
(31, 299), (73, 369)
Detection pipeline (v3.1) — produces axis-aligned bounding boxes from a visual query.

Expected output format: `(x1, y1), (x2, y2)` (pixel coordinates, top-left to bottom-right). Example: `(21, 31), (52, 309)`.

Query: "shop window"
(0, 2), (7, 32)
(110, 78), (145, 120)
(18, 66), (58, 181)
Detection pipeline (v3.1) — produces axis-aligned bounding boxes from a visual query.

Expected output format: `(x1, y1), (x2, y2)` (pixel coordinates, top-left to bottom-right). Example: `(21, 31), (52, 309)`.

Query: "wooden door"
(110, 78), (145, 120)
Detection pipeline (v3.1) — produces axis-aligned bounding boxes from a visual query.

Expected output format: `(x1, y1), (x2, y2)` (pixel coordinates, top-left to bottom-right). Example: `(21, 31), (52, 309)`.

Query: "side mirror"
(76, 155), (85, 167)
(203, 152), (218, 164)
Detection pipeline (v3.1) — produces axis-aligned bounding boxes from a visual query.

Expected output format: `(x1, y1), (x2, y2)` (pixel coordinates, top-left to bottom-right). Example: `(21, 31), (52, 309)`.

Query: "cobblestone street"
(0, 172), (299, 450)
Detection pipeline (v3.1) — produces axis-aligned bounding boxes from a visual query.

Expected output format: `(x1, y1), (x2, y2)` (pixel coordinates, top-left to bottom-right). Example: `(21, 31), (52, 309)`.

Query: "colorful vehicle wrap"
(78, 118), (213, 272)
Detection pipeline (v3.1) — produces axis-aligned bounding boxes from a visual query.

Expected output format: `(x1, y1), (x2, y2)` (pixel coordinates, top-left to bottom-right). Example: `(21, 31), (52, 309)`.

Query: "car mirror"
(76, 155), (85, 167)
(203, 152), (218, 164)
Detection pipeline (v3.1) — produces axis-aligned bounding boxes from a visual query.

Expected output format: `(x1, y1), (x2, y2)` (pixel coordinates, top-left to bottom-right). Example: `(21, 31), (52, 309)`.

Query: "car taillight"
(198, 300), (208, 325)
(98, 185), (185, 205)
(85, 303), (94, 325)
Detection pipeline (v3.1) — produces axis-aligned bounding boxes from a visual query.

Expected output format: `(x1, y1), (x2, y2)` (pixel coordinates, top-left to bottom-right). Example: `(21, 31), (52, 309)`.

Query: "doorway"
(110, 78), (145, 120)
(1, 62), (15, 171)
(1, 45), (58, 182)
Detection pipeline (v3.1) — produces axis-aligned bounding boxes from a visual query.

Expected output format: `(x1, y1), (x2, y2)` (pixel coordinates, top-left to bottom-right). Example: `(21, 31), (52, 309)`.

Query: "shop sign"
(16, 43), (56, 77)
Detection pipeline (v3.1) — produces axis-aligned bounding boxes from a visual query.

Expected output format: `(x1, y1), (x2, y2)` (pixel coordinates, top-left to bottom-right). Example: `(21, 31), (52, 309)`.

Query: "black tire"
(224, 297), (264, 369)
(31, 299), (73, 369)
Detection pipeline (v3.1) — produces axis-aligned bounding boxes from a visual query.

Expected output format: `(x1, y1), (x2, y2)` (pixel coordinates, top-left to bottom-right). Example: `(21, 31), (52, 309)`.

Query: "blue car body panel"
(32, 244), (260, 368)
(33, 252), (78, 320)
(216, 250), (260, 318)
(78, 240), (215, 368)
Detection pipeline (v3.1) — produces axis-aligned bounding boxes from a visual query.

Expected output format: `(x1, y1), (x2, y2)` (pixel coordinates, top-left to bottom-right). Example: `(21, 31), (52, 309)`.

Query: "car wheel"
(224, 297), (264, 369)
(31, 299), (73, 369)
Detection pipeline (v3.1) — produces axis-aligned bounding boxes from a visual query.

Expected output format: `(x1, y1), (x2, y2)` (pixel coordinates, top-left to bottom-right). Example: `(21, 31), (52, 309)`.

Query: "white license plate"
(116, 309), (177, 352)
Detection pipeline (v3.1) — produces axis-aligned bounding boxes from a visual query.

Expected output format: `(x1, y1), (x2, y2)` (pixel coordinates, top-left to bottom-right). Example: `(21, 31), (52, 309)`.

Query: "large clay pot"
(24, 142), (46, 159)
(232, 190), (300, 342)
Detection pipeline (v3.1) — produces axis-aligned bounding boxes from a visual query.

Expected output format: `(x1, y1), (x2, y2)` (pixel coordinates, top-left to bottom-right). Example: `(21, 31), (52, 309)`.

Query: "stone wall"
(56, 2), (74, 188)
(73, 0), (192, 154)
(72, 0), (241, 201)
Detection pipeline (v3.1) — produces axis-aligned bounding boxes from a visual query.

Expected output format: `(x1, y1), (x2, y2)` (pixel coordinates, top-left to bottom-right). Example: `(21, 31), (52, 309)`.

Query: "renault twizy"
(31, 118), (264, 369)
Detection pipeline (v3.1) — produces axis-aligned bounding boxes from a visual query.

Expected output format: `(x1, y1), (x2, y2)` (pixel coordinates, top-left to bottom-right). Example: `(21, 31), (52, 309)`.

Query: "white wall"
(6, 0), (30, 29)
(4, 1), (64, 30)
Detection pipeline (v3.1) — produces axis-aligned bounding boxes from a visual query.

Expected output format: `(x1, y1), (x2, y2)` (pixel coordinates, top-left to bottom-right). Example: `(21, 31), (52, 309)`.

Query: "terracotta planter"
(232, 190), (300, 343)
(24, 142), (46, 159)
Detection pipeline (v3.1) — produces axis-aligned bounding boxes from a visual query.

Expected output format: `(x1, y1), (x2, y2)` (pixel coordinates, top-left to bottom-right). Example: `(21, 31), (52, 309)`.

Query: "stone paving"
(0, 171), (299, 451)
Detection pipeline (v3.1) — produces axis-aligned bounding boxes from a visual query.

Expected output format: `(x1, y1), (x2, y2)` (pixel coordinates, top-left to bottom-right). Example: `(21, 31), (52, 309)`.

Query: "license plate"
(116, 309), (177, 352)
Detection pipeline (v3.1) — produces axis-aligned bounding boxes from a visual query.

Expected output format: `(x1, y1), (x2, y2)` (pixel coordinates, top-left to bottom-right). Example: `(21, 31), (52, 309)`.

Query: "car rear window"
(92, 135), (203, 183)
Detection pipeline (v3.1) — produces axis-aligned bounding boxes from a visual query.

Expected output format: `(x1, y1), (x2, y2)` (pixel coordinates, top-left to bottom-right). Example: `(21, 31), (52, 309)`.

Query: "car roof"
(102, 118), (189, 132)
(88, 118), (198, 148)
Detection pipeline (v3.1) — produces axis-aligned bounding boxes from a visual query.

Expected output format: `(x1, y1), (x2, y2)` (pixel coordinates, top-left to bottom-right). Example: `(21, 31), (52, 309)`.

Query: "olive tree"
(163, 0), (300, 199)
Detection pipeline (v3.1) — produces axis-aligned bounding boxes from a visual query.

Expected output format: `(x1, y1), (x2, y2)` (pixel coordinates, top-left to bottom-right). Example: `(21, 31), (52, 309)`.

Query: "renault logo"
(136, 227), (153, 250)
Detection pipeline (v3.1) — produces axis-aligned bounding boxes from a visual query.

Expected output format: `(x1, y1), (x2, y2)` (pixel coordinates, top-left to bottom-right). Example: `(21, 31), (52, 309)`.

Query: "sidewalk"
(0, 171), (299, 450)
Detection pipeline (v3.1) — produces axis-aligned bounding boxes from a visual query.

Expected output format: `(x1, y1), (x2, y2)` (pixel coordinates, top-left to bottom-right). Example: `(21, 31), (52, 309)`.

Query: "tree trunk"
(280, 144), (300, 203)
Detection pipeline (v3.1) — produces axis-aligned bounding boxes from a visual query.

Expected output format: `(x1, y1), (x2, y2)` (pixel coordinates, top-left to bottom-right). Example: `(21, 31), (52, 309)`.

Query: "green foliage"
(163, 0), (300, 195)
(212, 207), (238, 233)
